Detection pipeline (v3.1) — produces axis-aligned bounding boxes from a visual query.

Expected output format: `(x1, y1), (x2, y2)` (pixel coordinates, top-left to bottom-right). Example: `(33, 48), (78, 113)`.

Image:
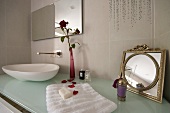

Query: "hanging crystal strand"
(139, 0), (142, 20)
(113, 0), (116, 29)
(135, 0), (137, 23)
(150, 0), (152, 24)
(146, 0), (149, 21)
(143, 0), (146, 17)
(133, 0), (136, 26)
(109, 0), (113, 19)
(147, 0), (152, 24)
(120, 0), (122, 24)
(127, 0), (130, 20)
(116, 0), (119, 31)
(131, 0), (135, 27)
(131, 0), (132, 27)
(122, 0), (126, 22)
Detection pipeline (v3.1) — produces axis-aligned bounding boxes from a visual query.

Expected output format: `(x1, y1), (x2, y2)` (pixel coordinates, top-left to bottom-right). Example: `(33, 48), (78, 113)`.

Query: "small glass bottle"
(117, 79), (127, 101)
(85, 70), (91, 82)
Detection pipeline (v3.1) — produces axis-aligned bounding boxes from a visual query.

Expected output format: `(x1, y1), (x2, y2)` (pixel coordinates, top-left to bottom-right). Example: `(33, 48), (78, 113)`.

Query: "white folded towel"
(46, 83), (117, 113)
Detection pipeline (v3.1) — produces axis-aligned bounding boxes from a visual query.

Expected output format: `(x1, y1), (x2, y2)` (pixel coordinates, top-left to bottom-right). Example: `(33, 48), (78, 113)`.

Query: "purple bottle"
(117, 79), (127, 101)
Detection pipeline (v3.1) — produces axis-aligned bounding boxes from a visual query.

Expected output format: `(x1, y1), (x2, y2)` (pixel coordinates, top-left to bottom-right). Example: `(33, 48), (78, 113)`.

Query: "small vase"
(69, 48), (75, 80)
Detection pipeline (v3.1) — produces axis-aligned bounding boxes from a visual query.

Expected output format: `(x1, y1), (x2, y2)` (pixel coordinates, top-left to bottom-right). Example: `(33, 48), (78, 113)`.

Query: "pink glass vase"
(69, 48), (75, 80)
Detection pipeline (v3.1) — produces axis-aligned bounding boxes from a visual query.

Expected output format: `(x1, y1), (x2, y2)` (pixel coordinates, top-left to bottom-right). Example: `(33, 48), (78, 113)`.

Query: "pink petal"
(61, 80), (67, 83)
(68, 84), (75, 88)
(73, 90), (78, 95)
(72, 82), (76, 84)
(67, 78), (74, 82)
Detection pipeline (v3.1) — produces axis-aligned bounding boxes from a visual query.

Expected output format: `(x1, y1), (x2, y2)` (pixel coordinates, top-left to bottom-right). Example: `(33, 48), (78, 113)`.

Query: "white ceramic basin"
(2, 64), (59, 81)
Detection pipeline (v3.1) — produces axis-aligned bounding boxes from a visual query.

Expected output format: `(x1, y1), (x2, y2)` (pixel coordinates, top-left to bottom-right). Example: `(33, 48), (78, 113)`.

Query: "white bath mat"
(46, 83), (117, 113)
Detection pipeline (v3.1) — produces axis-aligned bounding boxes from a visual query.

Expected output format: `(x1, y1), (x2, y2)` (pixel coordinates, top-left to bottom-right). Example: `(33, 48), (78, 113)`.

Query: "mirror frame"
(122, 53), (160, 92)
(120, 45), (166, 103)
(32, 0), (83, 41)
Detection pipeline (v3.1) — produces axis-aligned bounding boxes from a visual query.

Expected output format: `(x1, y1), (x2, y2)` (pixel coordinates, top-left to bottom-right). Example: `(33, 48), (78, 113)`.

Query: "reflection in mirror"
(32, 4), (55, 40)
(125, 54), (161, 96)
(147, 83), (158, 97)
(32, 0), (83, 41)
(54, 0), (83, 37)
(121, 45), (166, 103)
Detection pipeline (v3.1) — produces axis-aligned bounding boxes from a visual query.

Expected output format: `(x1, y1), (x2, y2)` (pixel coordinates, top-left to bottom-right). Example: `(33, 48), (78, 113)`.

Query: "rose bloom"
(59, 20), (68, 28)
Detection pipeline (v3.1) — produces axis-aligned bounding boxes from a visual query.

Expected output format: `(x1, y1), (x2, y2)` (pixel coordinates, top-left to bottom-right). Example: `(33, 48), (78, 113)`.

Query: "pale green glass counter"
(0, 74), (169, 113)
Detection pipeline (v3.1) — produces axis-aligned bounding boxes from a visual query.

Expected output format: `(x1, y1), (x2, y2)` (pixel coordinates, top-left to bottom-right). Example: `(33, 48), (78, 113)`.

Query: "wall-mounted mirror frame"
(32, 4), (55, 41)
(32, 0), (83, 41)
(54, 0), (83, 37)
(120, 45), (166, 103)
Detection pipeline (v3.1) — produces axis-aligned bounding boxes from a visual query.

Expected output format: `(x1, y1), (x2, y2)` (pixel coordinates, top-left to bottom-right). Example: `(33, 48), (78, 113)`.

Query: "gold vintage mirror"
(120, 45), (166, 103)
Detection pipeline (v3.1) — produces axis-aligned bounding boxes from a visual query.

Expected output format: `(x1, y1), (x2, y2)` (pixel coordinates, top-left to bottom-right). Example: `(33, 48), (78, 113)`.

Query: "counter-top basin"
(2, 64), (59, 81)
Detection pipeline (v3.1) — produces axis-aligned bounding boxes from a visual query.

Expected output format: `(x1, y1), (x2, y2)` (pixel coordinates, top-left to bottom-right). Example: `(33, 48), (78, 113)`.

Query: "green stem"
(74, 42), (80, 45)
(68, 36), (71, 48)
(65, 28), (71, 49)
(61, 28), (66, 35)
(61, 27), (71, 49)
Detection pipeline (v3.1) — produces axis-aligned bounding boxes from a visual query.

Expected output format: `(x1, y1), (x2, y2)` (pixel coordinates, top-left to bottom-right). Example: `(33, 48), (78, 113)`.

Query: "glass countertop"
(0, 74), (169, 113)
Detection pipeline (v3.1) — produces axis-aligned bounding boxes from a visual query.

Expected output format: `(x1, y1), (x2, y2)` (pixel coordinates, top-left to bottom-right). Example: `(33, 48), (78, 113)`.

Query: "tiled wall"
(154, 0), (170, 102)
(0, 0), (31, 74)
(31, 0), (153, 80)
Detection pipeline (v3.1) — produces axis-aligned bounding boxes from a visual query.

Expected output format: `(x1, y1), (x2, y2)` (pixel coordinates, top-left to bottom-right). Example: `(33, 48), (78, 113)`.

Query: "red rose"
(59, 20), (68, 28)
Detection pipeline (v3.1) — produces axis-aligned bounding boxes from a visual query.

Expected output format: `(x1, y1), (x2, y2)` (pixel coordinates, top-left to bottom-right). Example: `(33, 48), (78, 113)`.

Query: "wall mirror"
(32, 0), (83, 41)
(120, 44), (166, 103)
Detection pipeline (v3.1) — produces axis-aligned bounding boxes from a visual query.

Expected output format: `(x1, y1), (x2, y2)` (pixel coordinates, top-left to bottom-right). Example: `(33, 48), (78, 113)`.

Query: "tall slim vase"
(69, 48), (75, 80)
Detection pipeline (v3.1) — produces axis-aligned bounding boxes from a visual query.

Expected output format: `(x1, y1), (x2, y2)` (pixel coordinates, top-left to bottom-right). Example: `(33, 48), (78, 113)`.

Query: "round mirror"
(122, 53), (159, 92)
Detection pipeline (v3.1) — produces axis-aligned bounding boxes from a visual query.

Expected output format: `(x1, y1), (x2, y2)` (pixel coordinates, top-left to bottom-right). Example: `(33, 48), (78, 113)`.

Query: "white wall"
(31, 0), (153, 80)
(154, 0), (170, 102)
(0, 0), (31, 74)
